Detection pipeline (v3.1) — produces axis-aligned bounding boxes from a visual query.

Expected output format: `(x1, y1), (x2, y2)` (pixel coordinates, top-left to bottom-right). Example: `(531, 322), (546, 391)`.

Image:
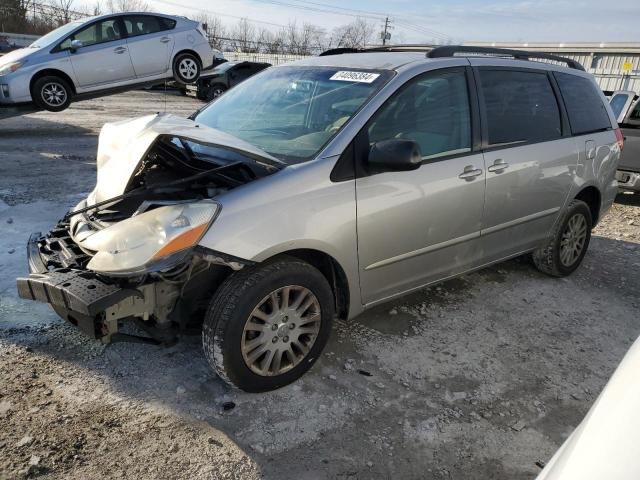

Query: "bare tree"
(49, 0), (75, 25)
(331, 18), (375, 49)
(91, 0), (103, 15)
(106, 0), (149, 13)
(195, 13), (226, 50)
(230, 18), (256, 52)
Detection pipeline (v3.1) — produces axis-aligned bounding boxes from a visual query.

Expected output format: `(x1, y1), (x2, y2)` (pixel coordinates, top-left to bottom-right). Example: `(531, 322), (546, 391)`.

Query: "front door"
(475, 67), (576, 262)
(65, 17), (135, 87)
(356, 68), (486, 305)
(123, 15), (173, 78)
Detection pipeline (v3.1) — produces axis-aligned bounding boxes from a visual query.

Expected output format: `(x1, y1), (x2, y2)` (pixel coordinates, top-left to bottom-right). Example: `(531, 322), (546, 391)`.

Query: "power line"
(247, 0), (451, 41)
(148, 0), (290, 28)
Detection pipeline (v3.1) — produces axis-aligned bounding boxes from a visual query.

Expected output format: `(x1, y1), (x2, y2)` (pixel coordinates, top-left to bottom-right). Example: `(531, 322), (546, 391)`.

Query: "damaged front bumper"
(16, 232), (142, 339)
(16, 229), (252, 343)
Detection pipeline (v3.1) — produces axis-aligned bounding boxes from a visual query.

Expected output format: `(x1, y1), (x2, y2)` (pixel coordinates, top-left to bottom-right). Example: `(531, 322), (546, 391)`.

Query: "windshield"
(194, 66), (392, 163)
(30, 21), (83, 48)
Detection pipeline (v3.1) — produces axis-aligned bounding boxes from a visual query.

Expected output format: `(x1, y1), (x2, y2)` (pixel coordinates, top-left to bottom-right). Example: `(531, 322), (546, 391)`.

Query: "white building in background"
(465, 42), (640, 93)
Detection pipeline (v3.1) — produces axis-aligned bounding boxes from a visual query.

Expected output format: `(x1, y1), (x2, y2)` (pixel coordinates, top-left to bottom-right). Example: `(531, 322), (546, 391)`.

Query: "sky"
(76, 0), (639, 43)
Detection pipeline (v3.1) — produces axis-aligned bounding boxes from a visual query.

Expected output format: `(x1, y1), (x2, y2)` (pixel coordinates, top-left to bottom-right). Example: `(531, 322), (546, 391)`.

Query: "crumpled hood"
(89, 113), (280, 205)
(0, 48), (34, 67)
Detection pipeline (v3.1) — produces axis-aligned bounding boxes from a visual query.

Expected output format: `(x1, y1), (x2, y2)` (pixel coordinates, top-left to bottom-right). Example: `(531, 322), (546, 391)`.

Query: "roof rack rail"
(319, 44), (436, 56)
(319, 47), (363, 56)
(426, 45), (585, 71)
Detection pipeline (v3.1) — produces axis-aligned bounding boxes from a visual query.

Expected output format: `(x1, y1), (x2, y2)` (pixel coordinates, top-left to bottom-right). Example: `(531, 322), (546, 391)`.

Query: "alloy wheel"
(178, 58), (198, 80)
(41, 82), (67, 107)
(560, 213), (587, 267)
(241, 285), (321, 376)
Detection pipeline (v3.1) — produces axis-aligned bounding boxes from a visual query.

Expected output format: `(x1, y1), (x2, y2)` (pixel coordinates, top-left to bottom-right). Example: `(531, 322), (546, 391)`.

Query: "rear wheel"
(173, 53), (201, 84)
(31, 76), (72, 112)
(202, 257), (334, 392)
(532, 200), (592, 277)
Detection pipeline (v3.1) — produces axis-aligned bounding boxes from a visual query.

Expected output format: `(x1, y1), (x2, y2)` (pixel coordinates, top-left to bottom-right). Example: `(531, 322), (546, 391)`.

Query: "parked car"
(17, 46), (621, 392)
(0, 12), (214, 112)
(607, 90), (640, 194)
(186, 61), (271, 101)
(536, 335), (640, 480)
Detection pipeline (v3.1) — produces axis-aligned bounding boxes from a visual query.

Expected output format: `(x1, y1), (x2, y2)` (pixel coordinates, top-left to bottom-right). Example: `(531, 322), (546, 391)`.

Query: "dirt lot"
(1, 91), (639, 480)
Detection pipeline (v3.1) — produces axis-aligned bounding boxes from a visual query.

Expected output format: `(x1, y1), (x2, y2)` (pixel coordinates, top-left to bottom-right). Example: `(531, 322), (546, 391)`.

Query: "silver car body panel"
(63, 52), (620, 320)
(0, 13), (213, 104)
(536, 335), (640, 480)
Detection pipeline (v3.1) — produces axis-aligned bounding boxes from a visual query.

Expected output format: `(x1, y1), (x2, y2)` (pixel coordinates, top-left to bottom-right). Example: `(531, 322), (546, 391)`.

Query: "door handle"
(114, 46), (127, 54)
(160, 36), (171, 43)
(458, 166), (483, 180)
(487, 159), (509, 173)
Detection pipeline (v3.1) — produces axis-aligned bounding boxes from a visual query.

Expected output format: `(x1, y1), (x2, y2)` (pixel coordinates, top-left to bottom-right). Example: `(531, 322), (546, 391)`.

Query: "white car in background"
(0, 12), (214, 111)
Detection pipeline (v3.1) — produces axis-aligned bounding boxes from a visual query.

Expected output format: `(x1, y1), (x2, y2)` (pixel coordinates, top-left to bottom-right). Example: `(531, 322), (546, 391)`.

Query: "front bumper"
(16, 232), (140, 339)
(616, 170), (640, 193)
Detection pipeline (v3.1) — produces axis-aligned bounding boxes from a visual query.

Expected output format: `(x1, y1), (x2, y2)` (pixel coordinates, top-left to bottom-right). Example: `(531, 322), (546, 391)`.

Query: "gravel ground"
(1, 91), (639, 480)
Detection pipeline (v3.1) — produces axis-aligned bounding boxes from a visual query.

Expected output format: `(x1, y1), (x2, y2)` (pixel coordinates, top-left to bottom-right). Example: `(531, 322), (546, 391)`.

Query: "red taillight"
(615, 128), (625, 151)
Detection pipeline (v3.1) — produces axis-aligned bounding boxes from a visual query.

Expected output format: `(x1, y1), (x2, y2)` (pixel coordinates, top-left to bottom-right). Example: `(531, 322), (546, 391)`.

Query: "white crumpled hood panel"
(90, 113), (279, 205)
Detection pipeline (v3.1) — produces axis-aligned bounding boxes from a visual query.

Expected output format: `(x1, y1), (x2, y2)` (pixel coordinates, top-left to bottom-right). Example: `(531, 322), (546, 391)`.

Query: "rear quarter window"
(479, 69), (562, 146)
(159, 17), (176, 30)
(554, 72), (612, 135)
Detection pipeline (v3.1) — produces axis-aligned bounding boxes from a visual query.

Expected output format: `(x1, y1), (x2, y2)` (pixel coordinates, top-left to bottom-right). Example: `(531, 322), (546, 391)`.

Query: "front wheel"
(173, 53), (201, 84)
(205, 84), (227, 101)
(532, 199), (592, 277)
(31, 76), (72, 112)
(202, 257), (334, 392)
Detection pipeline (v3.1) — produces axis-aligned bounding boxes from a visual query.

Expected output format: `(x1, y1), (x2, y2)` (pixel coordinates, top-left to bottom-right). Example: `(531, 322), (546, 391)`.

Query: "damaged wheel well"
(278, 249), (350, 320)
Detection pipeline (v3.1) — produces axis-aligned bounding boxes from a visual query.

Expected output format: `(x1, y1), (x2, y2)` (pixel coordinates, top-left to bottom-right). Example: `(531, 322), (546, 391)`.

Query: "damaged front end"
(16, 114), (276, 344)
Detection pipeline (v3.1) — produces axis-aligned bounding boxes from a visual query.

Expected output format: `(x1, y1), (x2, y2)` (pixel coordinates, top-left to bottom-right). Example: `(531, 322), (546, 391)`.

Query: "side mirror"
(70, 39), (83, 53)
(368, 139), (422, 172)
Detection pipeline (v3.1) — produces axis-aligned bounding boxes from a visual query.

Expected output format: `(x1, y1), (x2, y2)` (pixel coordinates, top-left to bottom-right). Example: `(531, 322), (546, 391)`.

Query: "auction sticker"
(330, 71), (380, 83)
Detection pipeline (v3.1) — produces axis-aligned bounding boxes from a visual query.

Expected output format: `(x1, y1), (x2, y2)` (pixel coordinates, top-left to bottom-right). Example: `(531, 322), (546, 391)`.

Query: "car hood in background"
(0, 48), (35, 67)
(536, 335), (640, 479)
(90, 113), (280, 205)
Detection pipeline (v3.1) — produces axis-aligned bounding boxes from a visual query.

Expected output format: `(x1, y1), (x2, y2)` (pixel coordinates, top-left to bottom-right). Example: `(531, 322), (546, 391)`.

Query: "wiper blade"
(63, 162), (243, 220)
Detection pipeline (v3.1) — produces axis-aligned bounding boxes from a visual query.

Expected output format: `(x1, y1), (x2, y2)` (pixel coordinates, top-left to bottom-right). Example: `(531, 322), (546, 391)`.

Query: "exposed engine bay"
(17, 129), (279, 345)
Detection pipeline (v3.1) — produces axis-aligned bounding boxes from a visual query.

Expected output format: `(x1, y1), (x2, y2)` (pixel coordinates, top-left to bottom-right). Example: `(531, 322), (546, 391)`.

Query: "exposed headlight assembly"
(0, 62), (24, 76)
(82, 201), (219, 275)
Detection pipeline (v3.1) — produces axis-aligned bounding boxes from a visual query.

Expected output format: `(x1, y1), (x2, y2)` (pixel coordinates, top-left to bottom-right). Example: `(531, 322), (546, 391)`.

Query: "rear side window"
(123, 15), (173, 37)
(479, 70), (561, 146)
(159, 17), (177, 30)
(554, 72), (612, 134)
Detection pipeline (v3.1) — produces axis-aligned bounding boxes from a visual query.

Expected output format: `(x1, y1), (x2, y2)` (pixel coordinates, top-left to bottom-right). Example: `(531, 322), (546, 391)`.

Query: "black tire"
(532, 199), (592, 277)
(172, 52), (201, 84)
(31, 76), (72, 112)
(205, 84), (227, 101)
(202, 257), (334, 392)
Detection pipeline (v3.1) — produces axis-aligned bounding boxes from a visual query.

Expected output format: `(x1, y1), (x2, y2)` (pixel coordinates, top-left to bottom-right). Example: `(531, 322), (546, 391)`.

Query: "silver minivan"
(17, 46), (622, 392)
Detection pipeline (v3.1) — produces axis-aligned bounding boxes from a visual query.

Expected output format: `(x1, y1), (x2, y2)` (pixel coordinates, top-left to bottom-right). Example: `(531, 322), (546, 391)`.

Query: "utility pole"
(381, 17), (392, 46)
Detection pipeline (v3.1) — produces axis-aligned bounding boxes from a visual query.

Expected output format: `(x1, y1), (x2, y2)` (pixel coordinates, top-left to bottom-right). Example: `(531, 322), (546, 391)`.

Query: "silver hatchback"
(17, 46), (621, 392)
(0, 12), (215, 111)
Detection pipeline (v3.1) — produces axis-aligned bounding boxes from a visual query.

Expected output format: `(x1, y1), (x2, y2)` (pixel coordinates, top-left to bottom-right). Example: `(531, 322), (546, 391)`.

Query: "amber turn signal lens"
(152, 223), (209, 259)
